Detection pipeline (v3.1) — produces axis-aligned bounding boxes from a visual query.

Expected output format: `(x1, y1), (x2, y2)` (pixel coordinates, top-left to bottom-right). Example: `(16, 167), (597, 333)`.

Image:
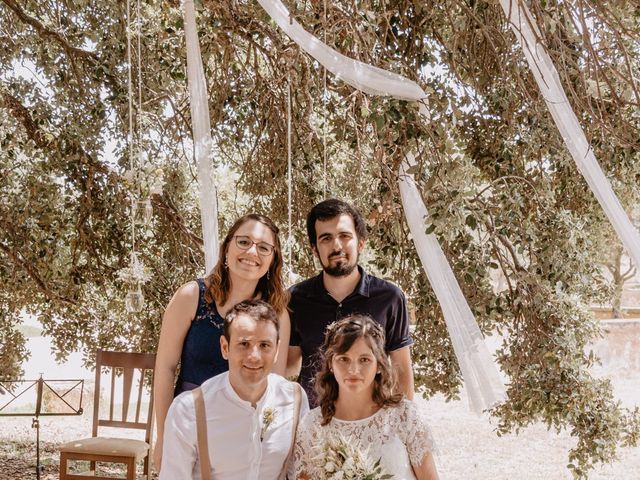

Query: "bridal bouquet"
(314, 433), (393, 480)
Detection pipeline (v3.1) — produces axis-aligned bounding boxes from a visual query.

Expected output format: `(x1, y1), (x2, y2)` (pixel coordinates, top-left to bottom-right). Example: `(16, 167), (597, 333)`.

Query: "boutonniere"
(260, 407), (277, 441)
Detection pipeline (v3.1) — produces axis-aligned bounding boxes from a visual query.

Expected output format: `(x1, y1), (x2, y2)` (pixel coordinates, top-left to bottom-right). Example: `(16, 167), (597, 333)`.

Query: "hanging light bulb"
(285, 265), (302, 288)
(141, 199), (153, 224)
(125, 284), (145, 313)
(132, 198), (153, 225)
(130, 251), (142, 275)
(122, 0), (152, 315)
(150, 168), (165, 195)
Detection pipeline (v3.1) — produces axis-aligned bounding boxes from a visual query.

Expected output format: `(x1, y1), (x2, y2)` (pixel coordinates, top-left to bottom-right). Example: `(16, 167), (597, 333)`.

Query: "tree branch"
(0, 242), (78, 306)
(621, 266), (636, 282)
(2, 0), (98, 61)
(1, 0), (121, 95)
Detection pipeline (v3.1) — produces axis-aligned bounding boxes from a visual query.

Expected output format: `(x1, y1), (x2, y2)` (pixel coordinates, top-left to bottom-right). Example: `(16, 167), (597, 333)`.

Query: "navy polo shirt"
(289, 266), (413, 405)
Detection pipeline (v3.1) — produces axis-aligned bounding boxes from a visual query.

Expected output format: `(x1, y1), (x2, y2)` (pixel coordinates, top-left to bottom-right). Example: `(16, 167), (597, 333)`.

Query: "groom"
(160, 300), (308, 479)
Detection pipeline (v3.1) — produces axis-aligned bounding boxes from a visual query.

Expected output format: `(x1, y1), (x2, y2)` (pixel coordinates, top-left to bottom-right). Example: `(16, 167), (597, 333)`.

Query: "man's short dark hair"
(306, 199), (367, 247)
(223, 299), (279, 341)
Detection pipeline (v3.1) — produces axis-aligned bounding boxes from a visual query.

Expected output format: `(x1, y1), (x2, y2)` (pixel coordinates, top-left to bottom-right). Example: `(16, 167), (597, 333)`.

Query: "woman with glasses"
(294, 314), (439, 480)
(153, 213), (289, 472)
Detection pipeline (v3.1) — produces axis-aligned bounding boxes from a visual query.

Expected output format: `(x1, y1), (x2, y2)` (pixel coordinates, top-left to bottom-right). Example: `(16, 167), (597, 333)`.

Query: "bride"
(294, 314), (439, 480)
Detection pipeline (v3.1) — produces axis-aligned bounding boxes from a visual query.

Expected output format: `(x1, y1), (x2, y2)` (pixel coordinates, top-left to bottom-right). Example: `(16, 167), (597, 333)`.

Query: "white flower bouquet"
(314, 433), (393, 480)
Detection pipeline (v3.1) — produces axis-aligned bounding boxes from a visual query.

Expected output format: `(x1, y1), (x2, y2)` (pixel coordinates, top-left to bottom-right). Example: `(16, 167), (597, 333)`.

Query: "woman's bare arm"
(152, 281), (199, 472)
(412, 451), (439, 480)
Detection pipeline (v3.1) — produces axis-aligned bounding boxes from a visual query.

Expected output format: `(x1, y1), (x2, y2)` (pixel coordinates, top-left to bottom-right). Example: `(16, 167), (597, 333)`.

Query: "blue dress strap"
(174, 279), (228, 396)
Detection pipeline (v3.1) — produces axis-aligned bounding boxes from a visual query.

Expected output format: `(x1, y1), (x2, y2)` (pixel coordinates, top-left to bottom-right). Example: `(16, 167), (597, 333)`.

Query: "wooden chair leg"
(126, 457), (136, 480)
(90, 459), (97, 475)
(143, 453), (149, 478)
(59, 454), (143, 479)
(59, 452), (68, 479)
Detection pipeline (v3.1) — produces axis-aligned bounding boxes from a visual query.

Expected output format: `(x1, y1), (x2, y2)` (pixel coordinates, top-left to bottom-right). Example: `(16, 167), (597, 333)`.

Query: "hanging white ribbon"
(400, 151), (507, 411)
(256, 0), (424, 100)
(499, 0), (640, 269)
(184, 0), (219, 273)
(256, 0), (505, 412)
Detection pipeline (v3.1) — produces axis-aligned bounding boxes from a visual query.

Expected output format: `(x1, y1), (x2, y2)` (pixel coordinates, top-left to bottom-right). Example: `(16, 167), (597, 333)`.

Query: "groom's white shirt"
(160, 371), (309, 480)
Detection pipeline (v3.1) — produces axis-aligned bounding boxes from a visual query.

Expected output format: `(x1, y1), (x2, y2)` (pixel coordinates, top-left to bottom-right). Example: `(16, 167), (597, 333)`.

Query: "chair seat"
(59, 437), (149, 459)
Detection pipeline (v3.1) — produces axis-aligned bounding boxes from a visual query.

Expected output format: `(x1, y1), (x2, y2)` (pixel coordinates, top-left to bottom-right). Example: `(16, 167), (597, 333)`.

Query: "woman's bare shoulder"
(176, 280), (200, 297)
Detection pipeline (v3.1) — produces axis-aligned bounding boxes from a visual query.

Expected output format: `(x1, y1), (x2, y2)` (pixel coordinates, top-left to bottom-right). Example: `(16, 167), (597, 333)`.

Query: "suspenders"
(192, 386), (212, 480)
(192, 382), (302, 480)
(278, 383), (302, 480)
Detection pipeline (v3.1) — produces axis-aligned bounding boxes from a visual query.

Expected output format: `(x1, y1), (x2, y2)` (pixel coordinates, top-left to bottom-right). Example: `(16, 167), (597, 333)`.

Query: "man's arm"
(158, 396), (197, 480)
(286, 346), (302, 378)
(390, 346), (414, 400)
(286, 292), (302, 379)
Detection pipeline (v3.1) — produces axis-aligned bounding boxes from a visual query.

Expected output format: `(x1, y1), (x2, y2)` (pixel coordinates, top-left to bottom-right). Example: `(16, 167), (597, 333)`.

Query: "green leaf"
(465, 214), (477, 229)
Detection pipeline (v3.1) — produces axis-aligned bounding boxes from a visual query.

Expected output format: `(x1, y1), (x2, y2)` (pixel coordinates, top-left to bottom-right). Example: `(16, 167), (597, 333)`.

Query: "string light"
(124, 0), (146, 313)
(322, 0), (328, 199)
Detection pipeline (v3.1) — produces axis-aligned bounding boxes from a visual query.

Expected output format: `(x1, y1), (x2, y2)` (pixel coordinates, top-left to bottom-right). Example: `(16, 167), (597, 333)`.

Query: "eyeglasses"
(233, 235), (275, 256)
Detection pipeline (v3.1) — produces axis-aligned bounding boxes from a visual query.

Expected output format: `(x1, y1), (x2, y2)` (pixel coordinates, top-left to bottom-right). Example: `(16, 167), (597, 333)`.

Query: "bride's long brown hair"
(316, 314), (402, 425)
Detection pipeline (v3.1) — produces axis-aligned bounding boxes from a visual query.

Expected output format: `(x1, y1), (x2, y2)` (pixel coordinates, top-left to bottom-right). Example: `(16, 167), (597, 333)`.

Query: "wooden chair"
(59, 350), (156, 480)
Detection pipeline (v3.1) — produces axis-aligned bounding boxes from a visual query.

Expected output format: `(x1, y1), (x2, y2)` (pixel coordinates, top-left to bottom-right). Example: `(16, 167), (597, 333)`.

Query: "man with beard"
(287, 199), (414, 406)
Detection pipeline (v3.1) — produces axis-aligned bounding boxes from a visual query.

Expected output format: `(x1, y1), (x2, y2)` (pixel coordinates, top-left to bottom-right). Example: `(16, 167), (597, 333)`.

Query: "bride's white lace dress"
(294, 400), (436, 479)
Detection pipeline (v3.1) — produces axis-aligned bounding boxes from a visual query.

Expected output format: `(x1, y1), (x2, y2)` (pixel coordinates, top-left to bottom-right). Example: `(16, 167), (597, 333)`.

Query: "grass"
(0, 439), (157, 480)
(0, 439), (59, 480)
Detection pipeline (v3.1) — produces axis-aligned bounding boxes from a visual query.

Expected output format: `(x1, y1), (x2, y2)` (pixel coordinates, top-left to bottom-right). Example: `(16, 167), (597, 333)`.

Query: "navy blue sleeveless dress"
(173, 278), (228, 396)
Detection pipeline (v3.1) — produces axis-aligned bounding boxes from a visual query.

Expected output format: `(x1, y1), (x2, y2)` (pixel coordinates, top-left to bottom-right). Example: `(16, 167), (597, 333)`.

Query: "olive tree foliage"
(0, 0), (638, 475)
(0, 0), (204, 371)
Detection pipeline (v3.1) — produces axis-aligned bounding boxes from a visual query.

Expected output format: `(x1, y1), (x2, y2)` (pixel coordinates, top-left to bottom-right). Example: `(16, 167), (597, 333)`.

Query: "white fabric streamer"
(399, 153), (507, 411)
(256, 0), (506, 411)
(184, 0), (219, 274)
(256, 0), (424, 101)
(500, 0), (640, 269)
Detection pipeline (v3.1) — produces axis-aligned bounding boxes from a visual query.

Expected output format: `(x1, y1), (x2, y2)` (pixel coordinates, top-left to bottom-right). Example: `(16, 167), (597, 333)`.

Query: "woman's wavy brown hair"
(204, 213), (288, 314)
(316, 314), (402, 425)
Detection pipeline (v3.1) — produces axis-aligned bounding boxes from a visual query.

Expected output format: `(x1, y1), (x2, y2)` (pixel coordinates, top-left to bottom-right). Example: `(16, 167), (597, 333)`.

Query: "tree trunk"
(612, 285), (623, 319)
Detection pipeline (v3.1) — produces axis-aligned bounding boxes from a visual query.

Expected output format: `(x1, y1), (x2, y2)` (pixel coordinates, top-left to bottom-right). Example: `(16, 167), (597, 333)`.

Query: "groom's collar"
(223, 372), (272, 410)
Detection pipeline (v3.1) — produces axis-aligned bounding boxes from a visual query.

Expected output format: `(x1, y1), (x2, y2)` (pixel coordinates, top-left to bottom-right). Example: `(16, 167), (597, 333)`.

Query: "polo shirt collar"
(312, 265), (371, 298)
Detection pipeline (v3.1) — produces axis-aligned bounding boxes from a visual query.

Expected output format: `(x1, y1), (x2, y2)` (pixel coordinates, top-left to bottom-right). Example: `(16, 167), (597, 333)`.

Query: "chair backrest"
(92, 350), (156, 443)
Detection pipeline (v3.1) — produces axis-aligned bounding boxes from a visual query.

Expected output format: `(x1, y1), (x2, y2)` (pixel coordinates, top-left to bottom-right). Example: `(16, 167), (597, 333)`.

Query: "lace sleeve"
(293, 409), (321, 478)
(400, 400), (437, 466)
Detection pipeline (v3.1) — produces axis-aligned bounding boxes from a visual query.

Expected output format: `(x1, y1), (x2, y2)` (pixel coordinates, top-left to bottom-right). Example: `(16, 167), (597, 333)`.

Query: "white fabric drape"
(500, 0), (640, 269)
(256, 0), (506, 411)
(256, 0), (424, 101)
(399, 152), (507, 411)
(184, 0), (219, 273)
